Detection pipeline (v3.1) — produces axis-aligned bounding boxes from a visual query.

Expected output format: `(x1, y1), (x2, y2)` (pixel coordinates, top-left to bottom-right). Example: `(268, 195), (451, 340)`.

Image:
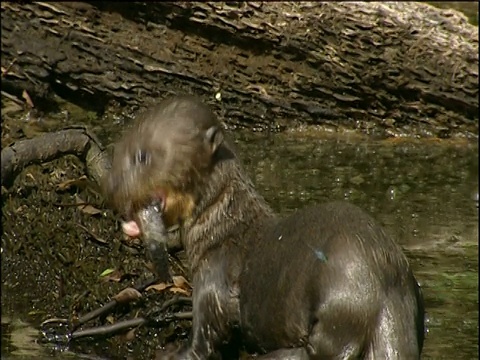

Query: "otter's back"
(239, 201), (420, 353)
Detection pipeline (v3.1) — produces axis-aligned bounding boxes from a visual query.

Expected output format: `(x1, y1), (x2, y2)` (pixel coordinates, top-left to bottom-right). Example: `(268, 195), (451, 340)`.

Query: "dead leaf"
(169, 286), (191, 296)
(78, 204), (102, 215)
(172, 275), (191, 290)
(146, 282), (170, 292)
(123, 328), (137, 342)
(22, 90), (34, 108)
(25, 173), (36, 182)
(113, 287), (142, 304)
(57, 176), (88, 191)
(75, 194), (102, 216)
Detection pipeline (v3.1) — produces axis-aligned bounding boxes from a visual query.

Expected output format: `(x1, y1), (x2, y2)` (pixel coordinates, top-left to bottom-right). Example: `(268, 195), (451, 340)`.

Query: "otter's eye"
(133, 149), (151, 165)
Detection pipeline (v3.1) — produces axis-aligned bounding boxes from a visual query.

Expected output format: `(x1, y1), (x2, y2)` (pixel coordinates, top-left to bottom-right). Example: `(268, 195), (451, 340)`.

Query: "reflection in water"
(1, 317), (62, 360)
(235, 132), (478, 360)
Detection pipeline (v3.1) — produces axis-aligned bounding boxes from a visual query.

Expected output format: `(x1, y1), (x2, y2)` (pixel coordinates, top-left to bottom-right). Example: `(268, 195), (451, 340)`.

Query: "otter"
(104, 95), (425, 359)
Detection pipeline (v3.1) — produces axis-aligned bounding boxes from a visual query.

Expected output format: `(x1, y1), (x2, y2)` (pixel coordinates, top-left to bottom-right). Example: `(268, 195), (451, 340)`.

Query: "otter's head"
(104, 96), (226, 228)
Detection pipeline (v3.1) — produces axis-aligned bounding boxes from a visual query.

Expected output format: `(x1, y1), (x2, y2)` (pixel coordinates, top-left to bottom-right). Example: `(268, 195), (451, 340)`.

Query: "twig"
(1, 127), (110, 188)
(70, 297), (193, 341)
(1, 58), (17, 76)
(73, 277), (159, 330)
(71, 317), (146, 340)
(1, 90), (24, 105)
(168, 311), (192, 320)
(159, 295), (192, 312)
(75, 223), (109, 246)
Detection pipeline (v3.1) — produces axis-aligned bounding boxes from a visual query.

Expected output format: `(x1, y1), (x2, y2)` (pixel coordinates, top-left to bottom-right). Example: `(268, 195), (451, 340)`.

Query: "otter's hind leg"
(307, 321), (364, 359)
(364, 299), (422, 360)
(305, 300), (375, 359)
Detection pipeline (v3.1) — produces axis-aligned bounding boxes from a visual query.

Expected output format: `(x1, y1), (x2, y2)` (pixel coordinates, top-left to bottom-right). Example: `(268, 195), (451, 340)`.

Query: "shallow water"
(2, 126), (478, 359)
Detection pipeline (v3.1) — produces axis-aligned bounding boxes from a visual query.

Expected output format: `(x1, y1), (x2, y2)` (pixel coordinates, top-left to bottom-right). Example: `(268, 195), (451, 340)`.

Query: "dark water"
(2, 127), (478, 359)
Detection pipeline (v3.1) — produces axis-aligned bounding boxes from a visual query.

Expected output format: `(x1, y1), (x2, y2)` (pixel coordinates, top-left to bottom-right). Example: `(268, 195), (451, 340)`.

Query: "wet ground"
(2, 96), (478, 358)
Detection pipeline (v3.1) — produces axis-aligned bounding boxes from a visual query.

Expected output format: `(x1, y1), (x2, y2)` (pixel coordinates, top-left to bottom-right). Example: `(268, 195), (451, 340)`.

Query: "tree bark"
(1, 2), (478, 138)
(0, 126), (109, 188)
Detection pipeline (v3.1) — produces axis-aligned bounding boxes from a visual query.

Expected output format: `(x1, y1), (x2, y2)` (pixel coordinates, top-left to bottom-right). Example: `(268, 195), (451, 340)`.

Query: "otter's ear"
(205, 126), (224, 154)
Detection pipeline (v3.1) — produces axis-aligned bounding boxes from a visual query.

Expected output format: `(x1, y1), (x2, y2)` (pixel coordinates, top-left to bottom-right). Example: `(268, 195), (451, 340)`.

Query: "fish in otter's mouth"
(126, 199), (171, 282)
(122, 191), (167, 238)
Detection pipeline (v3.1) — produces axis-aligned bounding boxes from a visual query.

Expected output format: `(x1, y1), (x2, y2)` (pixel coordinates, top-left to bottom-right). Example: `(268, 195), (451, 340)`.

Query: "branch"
(1, 126), (110, 188)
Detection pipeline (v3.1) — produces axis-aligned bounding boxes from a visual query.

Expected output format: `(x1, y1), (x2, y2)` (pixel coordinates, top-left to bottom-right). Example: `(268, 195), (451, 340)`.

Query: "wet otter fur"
(104, 95), (425, 359)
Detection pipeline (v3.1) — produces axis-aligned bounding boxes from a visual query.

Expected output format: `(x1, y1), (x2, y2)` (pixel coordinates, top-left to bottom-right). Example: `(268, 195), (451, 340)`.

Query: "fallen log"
(1, 2), (478, 138)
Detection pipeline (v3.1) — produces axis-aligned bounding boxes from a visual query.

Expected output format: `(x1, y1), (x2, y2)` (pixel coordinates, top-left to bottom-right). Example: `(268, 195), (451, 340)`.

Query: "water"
(2, 127), (477, 359)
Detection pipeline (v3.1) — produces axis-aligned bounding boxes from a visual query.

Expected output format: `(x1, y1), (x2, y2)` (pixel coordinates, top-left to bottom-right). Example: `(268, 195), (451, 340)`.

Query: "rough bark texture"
(0, 127), (110, 188)
(1, 2), (478, 138)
